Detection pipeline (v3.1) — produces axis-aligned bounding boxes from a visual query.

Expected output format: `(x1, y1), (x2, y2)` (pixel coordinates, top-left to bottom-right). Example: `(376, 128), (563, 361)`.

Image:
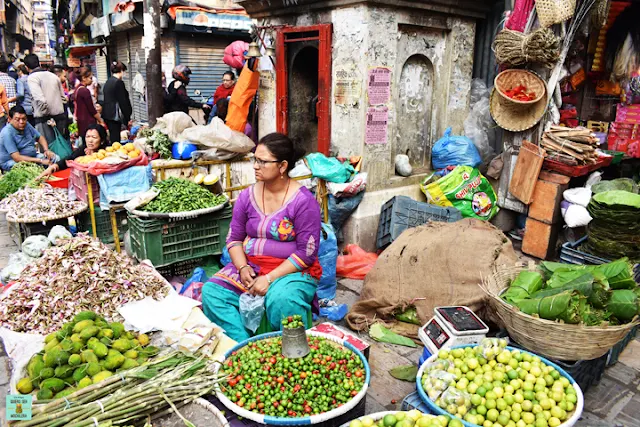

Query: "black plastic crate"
(155, 257), (205, 279)
(607, 325), (638, 367)
(7, 218), (70, 247)
(376, 196), (462, 249)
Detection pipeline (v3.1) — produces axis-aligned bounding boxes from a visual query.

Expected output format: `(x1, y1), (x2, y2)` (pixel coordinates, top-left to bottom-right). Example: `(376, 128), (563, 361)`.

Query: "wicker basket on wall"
(536, 0), (577, 27)
(480, 264), (639, 361)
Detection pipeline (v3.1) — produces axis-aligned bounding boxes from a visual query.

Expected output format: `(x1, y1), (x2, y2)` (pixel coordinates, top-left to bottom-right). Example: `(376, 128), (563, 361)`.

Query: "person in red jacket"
(213, 71), (236, 105)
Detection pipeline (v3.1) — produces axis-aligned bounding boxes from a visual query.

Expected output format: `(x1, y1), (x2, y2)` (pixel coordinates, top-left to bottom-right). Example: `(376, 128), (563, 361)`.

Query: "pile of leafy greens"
(591, 178), (639, 195)
(586, 190), (640, 260)
(501, 258), (640, 326)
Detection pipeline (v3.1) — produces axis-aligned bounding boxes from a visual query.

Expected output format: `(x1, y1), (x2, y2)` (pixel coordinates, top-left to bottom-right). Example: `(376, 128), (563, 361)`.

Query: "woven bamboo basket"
(494, 69), (546, 105)
(536, 0), (577, 27)
(480, 264), (639, 361)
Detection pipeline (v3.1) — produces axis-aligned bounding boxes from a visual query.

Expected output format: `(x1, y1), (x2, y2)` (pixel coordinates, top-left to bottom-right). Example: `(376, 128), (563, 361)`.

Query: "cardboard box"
(522, 218), (560, 260)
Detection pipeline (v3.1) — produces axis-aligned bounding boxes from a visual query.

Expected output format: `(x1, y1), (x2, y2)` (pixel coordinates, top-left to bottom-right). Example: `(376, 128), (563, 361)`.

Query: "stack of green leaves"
(0, 163), (43, 200)
(591, 178), (639, 194)
(501, 259), (640, 326)
(142, 178), (227, 213)
(586, 190), (640, 260)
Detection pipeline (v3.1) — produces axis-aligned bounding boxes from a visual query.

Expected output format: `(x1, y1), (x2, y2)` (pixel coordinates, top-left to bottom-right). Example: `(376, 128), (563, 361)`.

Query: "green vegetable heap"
(502, 258), (640, 325)
(421, 339), (578, 427)
(142, 177), (227, 213)
(586, 190), (640, 260)
(282, 314), (305, 329)
(221, 336), (365, 417)
(0, 163), (43, 200)
(19, 310), (159, 399)
(138, 128), (172, 159)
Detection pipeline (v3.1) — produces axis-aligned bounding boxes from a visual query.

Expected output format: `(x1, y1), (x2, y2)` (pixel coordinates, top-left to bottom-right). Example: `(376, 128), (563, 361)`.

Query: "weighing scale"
(418, 306), (489, 355)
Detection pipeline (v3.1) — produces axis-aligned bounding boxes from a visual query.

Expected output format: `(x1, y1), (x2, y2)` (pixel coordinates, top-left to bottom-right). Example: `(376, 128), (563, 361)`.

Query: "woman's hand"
(37, 164), (58, 181)
(249, 276), (269, 296)
(239, 265), (257, 288)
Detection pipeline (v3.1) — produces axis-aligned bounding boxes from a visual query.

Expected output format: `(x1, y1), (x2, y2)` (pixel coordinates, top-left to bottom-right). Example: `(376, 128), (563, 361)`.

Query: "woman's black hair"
(258, 133), (306, 172)
(85, 124), (107, 148)
(111, 61), (127, 74)
(216, 98), (229, 121)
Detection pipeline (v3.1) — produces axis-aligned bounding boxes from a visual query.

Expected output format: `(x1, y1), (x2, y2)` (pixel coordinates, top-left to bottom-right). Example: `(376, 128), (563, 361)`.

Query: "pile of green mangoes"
(18, 311), (159, 400)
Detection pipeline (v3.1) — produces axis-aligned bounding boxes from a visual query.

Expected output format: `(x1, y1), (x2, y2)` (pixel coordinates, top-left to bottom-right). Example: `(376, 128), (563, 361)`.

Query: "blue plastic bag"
(317, 223), (338, 300)
(98, 165), (152, 209)
(305, 153), (355, 183)
(180, 267), (208, 294)
(328, 191), (365, 235)
(220, 246), (231, 266)
(432, 127), (482, 169)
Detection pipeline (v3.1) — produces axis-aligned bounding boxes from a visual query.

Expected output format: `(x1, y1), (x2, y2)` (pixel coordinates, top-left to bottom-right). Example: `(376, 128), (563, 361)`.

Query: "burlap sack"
(346, 218), (517, 337)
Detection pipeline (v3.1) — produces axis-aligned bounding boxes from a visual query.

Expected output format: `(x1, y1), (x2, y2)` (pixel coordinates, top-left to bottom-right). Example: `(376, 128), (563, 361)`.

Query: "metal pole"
(143, 0), (163, 126)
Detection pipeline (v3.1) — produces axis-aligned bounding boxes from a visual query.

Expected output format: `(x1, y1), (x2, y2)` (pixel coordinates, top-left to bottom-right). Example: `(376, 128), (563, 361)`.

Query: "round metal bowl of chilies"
(214, 331), (370, 425)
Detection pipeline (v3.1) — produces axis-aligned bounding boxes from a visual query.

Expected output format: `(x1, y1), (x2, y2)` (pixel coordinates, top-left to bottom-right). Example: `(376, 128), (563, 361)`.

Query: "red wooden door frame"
(276, 24), (332, 155)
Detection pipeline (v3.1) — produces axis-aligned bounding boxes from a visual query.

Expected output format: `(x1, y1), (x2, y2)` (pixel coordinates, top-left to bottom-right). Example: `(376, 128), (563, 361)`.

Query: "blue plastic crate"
(607, 325), (638, 367)
(560, 236), (640, 282)
(376, 196), (462, 249)
(559, 236), (611, 265)
(401, 391), (433, 413)
(418, 347), (432, 366)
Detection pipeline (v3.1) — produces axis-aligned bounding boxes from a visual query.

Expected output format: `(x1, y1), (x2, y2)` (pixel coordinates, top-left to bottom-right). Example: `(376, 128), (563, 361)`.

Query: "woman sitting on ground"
(37, 123), (107, 179)
(201, 133), (321, 342)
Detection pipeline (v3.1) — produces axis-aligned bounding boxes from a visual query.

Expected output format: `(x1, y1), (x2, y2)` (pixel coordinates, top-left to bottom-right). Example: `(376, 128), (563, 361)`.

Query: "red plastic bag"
(67, 152), (149, 176)
(224, 41), (249, 69)
(336, 244), (378, 280)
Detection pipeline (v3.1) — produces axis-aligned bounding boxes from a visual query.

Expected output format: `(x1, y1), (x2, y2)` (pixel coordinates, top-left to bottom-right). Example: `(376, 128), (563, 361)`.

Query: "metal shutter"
(113, 31), (148, 123)
(127, 31), (148, 123)
(177, 34), (233, 101)
(96, 52), (108, 85)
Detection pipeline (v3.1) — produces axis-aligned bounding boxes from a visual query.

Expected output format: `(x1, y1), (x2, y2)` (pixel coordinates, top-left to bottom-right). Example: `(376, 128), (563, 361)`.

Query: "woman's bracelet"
(239, 265), (251, 272)
(266, 274), (272, 284)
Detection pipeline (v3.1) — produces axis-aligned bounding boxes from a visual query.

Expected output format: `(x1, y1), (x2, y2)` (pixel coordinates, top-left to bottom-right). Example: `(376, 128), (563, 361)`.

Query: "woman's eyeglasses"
(251, 158), (280, 168)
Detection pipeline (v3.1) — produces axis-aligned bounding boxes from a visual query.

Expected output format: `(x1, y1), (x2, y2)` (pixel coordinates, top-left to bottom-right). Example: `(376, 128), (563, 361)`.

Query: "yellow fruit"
(193, 174), (205, 185)
(112, 142), (122, 150)
(127, 152), (138, 159)
(99, 149), (107, 155)
(124, 143), (135, 152)
(17, 378), (33, 394)
(203, 174), (219, 186)
(106, 146), (115, 153)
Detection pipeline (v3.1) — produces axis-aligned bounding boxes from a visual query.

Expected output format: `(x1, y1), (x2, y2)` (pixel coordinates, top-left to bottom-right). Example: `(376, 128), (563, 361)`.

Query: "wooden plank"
(367, 344), (419, 407)
(539, 170), (571, 185)
(508, 140), (546, 204)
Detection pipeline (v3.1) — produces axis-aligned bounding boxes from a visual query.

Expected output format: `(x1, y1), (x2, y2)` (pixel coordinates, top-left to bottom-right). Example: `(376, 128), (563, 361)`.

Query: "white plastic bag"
(180, 117), (255, 153)
(153, 112), (195, 142)
(563, 187), (592, 208)
(464, 80), (495, 168)
(239, 293), (265, 333)
(563, 204), (593, 228)
(48, 225), (72, 245)
(1, 252), (38, 283)
(21, 235), (51, 258)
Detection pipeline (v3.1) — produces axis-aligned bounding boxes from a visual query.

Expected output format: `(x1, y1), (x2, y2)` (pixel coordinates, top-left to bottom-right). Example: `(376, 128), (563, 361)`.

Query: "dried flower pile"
(0, 186), (87, 222)
(0, 234), (169, 334)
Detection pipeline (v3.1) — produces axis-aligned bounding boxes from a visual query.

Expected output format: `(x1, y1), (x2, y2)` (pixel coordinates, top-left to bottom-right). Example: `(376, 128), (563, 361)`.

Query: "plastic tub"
(213, 330), (370, 426)
(416, 345), (585, 427)
(47, 168), (70, 188)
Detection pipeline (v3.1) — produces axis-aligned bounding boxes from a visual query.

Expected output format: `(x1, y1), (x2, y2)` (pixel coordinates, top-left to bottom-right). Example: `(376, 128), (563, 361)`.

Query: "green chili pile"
(142, 178), (227, 213)
(0, 163), (44, 200)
